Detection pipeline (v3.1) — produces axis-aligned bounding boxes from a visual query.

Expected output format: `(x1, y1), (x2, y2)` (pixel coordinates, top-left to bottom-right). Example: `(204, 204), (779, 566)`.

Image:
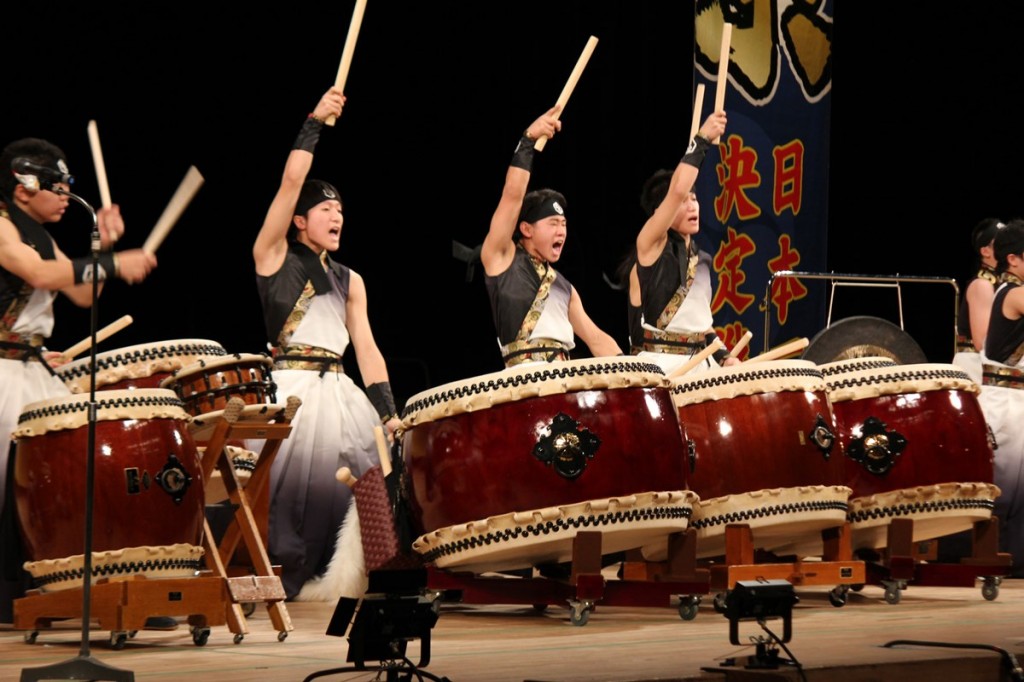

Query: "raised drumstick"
(667, 336), (725, 380)
(712, 22), (732, 143)
(61, 314), (133, 361)
(534, 35), (599, 152)
(142, 166), (204, 254)
(744, 337), (809, 363)
(689, 84), (706, 141)
(729, 330), (753, 359)
(326, 0), (367, 127)
(87, 120), (112, 209)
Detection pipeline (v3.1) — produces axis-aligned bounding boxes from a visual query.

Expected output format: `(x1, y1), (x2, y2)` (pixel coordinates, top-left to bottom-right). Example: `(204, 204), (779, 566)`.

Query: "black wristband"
(681, 134), (712, 169)
(510, 134), (536, 171)
(71, 252), (116, 285)
(705, 332), (730, 364)
(293, 116), (324, 153)
(366, 381), (398, 422)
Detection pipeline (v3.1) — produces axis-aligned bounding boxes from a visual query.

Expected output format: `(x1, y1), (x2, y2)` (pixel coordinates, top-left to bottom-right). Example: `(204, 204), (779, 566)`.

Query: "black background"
(3, 2), (1021, 407)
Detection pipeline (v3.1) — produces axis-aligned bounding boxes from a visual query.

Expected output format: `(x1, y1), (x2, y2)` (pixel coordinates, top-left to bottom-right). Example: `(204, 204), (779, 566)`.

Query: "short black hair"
(640, 169), (673, 218)
(993, 219), (1024, 273)
(0, 138), (68, 200)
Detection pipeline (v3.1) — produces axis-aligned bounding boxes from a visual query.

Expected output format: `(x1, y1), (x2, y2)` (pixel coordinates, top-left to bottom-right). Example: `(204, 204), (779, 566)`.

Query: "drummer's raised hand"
(113, 249), (157, 285)
(525, 105), (562, 143)
(697, 111), (727, 143)
(311, 86), (345, 123)
(97, 204), (125, 250)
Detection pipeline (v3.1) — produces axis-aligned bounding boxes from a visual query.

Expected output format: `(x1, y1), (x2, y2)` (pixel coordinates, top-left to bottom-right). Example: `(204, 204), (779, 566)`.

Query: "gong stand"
(20, 189), (134, 682)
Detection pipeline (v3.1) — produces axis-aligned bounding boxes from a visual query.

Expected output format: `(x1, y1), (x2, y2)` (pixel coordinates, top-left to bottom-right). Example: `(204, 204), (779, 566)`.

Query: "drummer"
(952, 217), (1004, 384)
(0, 137), (156, 624)
(481, 107), (622, 368)
(979, 218), (1024, 578)
(632, 111), (738, 375)
(251, 86), (402, 601)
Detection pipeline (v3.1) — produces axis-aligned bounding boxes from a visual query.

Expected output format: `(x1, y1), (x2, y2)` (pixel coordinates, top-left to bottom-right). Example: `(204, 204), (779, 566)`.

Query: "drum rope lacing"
(57, 342), (228, 380)
(669, 366), (823, 395)
(418, 504), (691, 562)
(689, 499), (849, 530)
(17, 393), (185, 424)
(401, 360), (666, 417)
(848, 496), (996, 524)
(825, 367), (972, 392)
(31, 555), (204, 588)
(818, 359), (896, 376)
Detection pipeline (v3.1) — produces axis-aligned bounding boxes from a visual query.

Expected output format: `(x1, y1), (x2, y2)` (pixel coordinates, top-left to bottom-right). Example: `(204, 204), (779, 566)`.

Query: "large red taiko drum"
(821, 361), (998, 549)
(669, 359), (851, 559)
(13, 388), (205, 591)
(399, 357), (696, 573)
(57, 338), (227, 393)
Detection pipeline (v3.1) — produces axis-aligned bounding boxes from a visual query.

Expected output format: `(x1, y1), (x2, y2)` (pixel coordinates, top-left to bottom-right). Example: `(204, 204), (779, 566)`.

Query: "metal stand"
(20, 190), (133, 682)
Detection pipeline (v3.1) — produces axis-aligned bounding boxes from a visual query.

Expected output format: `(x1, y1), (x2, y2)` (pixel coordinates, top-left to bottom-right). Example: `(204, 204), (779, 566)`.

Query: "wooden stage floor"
(2, 576), (1023, 682)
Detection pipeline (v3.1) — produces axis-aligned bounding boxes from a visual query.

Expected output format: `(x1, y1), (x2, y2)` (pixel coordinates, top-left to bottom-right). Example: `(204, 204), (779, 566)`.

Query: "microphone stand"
(21, 189), (133, 682)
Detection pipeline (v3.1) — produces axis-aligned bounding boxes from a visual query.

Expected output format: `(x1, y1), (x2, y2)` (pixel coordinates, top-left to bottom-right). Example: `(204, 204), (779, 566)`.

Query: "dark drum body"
(822, 361), (998, 549)
(57, 338), (227, 393)
(400, 358), (696, 573)
(13, 389), (206, 591)
(669, 360), (851, 559)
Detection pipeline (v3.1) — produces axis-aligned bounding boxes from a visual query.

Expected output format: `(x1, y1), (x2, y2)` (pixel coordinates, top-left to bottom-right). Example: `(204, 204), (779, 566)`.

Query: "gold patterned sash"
(655, 244), (698, 329)
(982, 363), (1024, 390)
(640, 328), (706, 355)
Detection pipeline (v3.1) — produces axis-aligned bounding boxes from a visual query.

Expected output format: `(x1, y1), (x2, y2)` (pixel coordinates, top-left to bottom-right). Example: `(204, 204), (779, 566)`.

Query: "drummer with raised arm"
(481, 107), (622, 368)
(632, 110), (737, 376)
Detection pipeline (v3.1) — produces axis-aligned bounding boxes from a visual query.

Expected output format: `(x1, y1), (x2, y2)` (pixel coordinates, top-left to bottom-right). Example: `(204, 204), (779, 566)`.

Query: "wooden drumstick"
(729, 330), (753, 359)
(667, 336), (724, 380)
(61, 314), (133, 360)
(142, 165), (204, 254)
(689, 84), (706, 141)
(87, 120), (112, 209)
(712, 22), (732, 143)
(336, 466), (357, 488)
(744, 337), (809, 364)
(534, 35), (599, 152)
(373, 425), (392, 477)
(325, 0), (367, 127)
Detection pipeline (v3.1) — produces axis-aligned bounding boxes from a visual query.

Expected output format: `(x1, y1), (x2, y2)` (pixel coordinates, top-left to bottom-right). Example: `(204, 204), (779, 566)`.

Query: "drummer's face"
(523, 215), (567, 263)
(19, 184), (70, 224)
(672, 192), (700, 236)
(297, 199), (344, 252)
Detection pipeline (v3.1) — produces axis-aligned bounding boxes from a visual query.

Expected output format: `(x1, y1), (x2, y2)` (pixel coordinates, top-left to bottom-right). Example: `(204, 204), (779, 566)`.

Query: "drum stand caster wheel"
(191, 626), (211, 646)
(277, 630), (288, 642)
(233, 633), (245, 645)
(981, 576), (1002, 601)
(828, 585), (849, 607)
(110, 631), (129, 650)
(712, 592), (729, 614)
(241, 602), (257, 617)
(677, 595), (701, 621)
(568, 599), (594, 627)
(24, 631), (38, 644)
(881, 580), (905, 604)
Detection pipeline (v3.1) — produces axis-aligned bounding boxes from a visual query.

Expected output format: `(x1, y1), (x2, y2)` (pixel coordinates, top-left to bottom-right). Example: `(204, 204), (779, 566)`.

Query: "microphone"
(11, 157), (74, 191)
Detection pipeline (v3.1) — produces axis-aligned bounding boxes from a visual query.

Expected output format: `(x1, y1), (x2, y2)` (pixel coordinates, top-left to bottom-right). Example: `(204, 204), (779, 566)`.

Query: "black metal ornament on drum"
(399, 358), (697, 573)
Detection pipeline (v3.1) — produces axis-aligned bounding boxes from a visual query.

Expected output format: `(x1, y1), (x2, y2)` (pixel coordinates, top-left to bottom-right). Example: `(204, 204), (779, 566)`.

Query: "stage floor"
(3, 576), (1023, 682)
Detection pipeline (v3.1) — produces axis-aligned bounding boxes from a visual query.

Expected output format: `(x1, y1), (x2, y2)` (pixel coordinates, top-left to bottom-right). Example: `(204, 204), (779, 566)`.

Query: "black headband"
(521, 196), (566, 224)
(295, 179), (340, 217)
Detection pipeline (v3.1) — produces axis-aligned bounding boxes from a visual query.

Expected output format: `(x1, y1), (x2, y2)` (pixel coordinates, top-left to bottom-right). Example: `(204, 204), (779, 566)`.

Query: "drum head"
(802, 316), (928, 365)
